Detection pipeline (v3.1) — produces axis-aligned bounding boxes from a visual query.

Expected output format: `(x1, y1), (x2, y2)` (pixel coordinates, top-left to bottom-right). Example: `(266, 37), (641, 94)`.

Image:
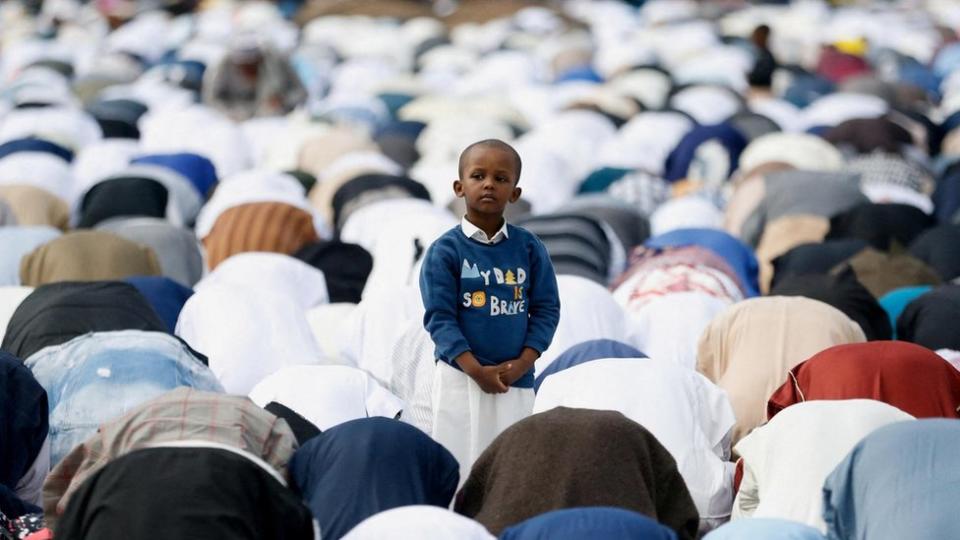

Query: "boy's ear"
(452, 179), (465, 198)
(508, 186), (521, 203)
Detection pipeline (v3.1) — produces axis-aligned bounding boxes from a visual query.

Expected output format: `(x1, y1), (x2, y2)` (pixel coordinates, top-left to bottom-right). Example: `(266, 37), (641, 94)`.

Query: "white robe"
(248, 365), (403, 431)
(733, 400), (915, 532)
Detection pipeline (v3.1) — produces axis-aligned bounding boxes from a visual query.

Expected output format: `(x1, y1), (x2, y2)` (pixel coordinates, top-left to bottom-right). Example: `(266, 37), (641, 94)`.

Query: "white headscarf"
(340, 199), (455, 300)
(626, 292), (732, 370)
(598, 111), (694, 174)
(175, 283), (323, 394)
(194, 169), (328, 241)
(733, 400), (914, 531)
(535, 357), (736, 529)
(305, 302), (359, 364)
(340, 285), (425, 388)
(800, 93), (888, 131)
(342, 506), (494, 540)
(0, 152), (74, 204)
(669, 85), (742, 125)
(651, 196), (724, 236)
(248, 365), (403, 431)
(738, 133), (845, 176)
(0, 106), (102, 151)
(139, 104), (251, 178)
(0, 286), (33, 343)
(195, 252), (329, 310)
(535, 275), (634, 377)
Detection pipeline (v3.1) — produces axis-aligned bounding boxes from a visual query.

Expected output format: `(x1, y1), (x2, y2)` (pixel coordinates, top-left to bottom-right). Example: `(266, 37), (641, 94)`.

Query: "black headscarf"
(56, 446), (315, 539)
(293, 240), (374, 304)
(85, 99), (148, 140)
(826, 203), (935, 251)
(896, 285), (960, 351)
(455, 407), (699, 539)
(289, 417), (458, 540)
(78, 176), (169, 228)
(823, 117), (913, 155)
(769, 239), (868, 289)
(770, 269), (892, 340)
(909, 225), (960, 281)
(0, 351), (47, 519)
(1, 281), (166, 360)
(264, 402), (321, 446)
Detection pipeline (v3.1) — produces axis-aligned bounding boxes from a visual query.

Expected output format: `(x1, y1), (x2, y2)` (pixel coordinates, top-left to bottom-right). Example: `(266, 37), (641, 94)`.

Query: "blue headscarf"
(124, 276), (194, 333)
(877, 286), (932, 339)
(290, 417), (459, 540)
(703, 518), (825, 539)
(0, 138), (73, 163)
(664, 123), (747, 183)
(500, 507), (678, 540)
(823, 419), (960, 540)
(535, 339), (645, 392)
(644, 228), (760, 297)
(131, 152), (218, 199)
(0, 351), (47, 518)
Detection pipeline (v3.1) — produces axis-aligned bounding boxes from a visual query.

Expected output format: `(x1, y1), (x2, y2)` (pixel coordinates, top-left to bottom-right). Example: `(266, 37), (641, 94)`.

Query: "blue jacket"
(420, 224), (560, 388)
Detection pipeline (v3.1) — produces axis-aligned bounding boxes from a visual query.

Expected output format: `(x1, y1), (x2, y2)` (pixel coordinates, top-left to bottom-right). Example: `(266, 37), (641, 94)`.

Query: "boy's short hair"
(457, 139), (522, 182)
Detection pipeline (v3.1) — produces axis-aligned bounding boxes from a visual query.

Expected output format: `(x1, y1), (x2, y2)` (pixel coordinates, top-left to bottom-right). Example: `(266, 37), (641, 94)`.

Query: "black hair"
(457, 139), (522, 183)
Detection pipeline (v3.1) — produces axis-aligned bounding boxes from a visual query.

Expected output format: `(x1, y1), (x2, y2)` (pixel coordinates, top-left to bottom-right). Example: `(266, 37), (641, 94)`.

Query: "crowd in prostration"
(1, 0), (960, 538)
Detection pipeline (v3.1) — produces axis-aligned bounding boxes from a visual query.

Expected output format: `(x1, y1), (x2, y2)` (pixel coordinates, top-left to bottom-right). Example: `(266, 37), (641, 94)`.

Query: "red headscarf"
(768, 341), (960, 420)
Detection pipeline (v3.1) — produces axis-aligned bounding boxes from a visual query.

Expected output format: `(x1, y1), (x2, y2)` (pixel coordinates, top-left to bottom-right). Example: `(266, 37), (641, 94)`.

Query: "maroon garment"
(768, 341), (960, 420)
(816, 48), (871, 83)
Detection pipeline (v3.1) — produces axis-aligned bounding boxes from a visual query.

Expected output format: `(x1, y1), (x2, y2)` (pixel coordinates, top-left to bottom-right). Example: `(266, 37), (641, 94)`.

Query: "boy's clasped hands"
(455, 347), (540, 394)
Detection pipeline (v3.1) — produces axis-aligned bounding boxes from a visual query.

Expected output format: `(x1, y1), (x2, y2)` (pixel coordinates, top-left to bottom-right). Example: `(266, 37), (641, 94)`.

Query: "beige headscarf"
(19, 230), (161, 286)
(0, 185), (69, 230)
(755, 214), (830, 294)
(696, 296), (866, 443)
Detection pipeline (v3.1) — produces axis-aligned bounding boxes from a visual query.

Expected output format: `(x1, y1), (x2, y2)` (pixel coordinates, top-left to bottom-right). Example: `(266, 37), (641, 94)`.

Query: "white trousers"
(431, 361), (534, 488)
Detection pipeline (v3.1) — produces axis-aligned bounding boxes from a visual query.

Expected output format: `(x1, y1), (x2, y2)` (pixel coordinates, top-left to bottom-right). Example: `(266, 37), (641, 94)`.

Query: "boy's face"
(453, 146), (521, 220)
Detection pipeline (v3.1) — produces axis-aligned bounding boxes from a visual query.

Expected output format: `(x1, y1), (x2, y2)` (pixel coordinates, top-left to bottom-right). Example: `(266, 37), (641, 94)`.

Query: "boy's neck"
(465, 213), (505, 239)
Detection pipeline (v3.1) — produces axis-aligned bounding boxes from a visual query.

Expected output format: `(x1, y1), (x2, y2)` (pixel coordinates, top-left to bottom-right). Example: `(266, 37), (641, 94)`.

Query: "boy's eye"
(496, 176), (507, 182)
(471, 172), (483, 179)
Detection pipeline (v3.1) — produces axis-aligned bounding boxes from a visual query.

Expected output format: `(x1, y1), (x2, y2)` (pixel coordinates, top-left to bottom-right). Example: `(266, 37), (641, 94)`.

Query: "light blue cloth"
(644, 228), (760, 297)
(0, 227), (61, 285)
(500, 507), (677, 540)
(823, 419), (960, 540)
(704, 518), (826, 539)
(25, 330), (223, 464)
(534, 339), (645, 392)
(877, 286), (932, 339)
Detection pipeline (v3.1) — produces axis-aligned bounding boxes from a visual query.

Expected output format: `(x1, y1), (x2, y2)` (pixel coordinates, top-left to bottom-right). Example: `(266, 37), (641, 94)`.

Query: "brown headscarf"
(201, 201), (319, 270)
(19, 230), (161, 286)
(0, 185), (69, 230)
(696, 297), (866, 443)
(454, 407), (700, 539)
(832, 246), (941, 298)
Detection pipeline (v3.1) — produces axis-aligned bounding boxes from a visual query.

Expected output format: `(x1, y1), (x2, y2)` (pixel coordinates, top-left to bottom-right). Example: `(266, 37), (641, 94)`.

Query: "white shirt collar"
(461, 215), (509, 244)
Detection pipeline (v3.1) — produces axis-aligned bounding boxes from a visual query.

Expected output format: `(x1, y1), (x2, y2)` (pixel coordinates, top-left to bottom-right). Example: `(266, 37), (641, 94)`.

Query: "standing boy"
(420, 139), (561, 482)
